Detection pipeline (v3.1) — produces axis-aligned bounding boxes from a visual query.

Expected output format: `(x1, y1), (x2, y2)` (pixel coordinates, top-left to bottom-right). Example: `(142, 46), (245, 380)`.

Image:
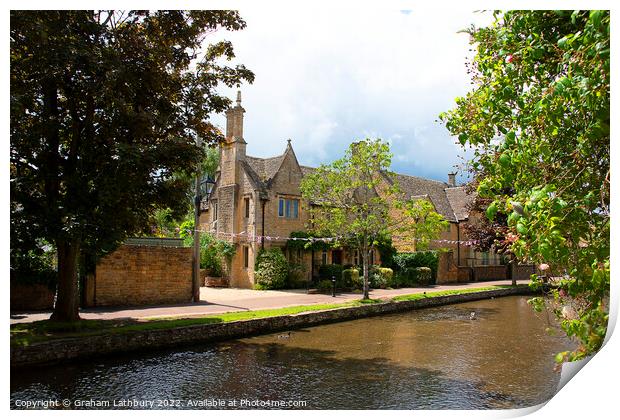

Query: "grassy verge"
(11, 285), (520, 347)
(11, 301), (367, 347)
(392, 285), (513, 302)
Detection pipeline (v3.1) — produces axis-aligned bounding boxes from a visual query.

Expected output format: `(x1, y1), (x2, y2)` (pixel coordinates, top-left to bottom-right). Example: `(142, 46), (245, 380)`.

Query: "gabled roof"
(445, 186), (474, 221)
(390, 173), (459, 222)
(243, 146), (473, 223)
(245, 154), (286, 183)
(300, 165), (316, 177)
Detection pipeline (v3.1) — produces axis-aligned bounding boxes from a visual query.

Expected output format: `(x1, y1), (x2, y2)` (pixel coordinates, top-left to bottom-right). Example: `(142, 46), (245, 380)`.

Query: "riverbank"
(11, 285), (536, 368)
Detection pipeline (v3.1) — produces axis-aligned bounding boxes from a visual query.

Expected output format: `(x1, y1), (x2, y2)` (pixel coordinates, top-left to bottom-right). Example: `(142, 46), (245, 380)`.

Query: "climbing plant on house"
(440, 10), (610, 361)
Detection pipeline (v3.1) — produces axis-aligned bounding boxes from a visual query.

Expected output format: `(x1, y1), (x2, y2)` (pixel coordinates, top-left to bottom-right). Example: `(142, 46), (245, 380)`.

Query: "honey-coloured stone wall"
(88, 245), (192, 307)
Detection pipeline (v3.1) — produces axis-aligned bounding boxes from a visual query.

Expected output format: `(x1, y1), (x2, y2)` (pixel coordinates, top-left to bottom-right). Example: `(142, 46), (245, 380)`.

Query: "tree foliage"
(300, 139), (448, 299)
(10, 10), (254, 321)
(152, 145), (220, 237)
(440, 10), (610, 361)
(461, 179), (512, 254)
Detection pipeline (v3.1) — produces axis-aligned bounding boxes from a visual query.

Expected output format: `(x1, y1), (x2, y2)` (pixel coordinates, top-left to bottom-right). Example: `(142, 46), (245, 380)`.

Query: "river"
(10, 295), (573, 409)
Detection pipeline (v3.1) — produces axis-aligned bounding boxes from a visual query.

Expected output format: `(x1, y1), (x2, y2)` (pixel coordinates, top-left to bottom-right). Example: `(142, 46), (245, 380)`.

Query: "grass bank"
(11, 285), (514, 347)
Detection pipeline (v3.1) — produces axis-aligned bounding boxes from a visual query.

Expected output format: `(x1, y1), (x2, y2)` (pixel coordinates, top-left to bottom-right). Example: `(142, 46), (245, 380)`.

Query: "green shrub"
(10, 242), (57, 290)
(369, 267), (393, 289)
(286, 263), (308, 289)
(342, 268), (361, 289)
(376, 236), (397, 269)
(415, 267), (432, 285)
(317, 279), (335, 292)
(254, 248), (288, 290)
(396, 266), (432, 286)
(199, 233), (235, 277)
(318, 264), (343, 284)
(393, 251), (439, 283)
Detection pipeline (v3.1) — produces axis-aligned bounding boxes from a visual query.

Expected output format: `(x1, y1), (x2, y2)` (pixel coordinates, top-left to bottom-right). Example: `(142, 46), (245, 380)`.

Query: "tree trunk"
(51, 239), (81, 322)
(362, 247), (370, 300)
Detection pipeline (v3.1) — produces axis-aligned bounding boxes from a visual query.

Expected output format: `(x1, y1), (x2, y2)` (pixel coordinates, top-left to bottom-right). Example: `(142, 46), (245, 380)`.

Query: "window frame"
(278, 197), (300, 219)
(244, 197), (250, 218)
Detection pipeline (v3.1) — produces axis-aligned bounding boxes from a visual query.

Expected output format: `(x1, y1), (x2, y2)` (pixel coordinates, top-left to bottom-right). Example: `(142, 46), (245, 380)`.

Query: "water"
(11, 295), (573, 409)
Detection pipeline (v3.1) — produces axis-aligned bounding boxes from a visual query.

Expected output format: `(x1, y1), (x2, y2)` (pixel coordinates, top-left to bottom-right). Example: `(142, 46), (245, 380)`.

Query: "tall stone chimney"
(225, 91), (245, 142)
(448, 172), (457, 187)
(220, 91), (247, 187)
(217, 91), (247, 241)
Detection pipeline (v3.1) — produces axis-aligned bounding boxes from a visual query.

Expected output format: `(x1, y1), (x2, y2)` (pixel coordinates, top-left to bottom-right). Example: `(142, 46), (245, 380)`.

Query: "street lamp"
(201, 176), (216, 203)
(193, 173), (216, 302)
(192, 142), (216, 301)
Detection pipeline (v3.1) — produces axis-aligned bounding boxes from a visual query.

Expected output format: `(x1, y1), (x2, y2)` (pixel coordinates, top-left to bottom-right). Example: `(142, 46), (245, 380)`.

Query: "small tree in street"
(300, 139), (448, 300)
(10, 11), (254, 321)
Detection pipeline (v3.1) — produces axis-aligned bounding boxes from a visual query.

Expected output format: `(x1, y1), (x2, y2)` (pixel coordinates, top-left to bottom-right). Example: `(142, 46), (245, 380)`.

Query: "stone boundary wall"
(10, 283), (55, 311)
(472, 265), (508, 281)
(86, 245), (192, 307)
(512, 264), (537, 280)
(12, 286), (535, 368)
(436, 251), (458, 284)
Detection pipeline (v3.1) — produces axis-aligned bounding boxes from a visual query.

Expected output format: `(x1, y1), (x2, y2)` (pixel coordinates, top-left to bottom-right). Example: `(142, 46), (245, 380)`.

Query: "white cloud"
(208, 8), (494, 182)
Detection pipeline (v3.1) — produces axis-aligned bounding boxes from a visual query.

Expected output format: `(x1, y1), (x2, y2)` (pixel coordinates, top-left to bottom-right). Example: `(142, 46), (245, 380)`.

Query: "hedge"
(395, 267), (432, 286)
(318, 264), (344, 286)
(393, 251), (439, 283)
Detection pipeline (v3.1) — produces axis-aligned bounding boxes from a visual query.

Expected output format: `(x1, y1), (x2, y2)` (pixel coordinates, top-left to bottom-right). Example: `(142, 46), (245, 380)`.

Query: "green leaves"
(10, 11), (254, 318)
(441, 10), (610, 362)
(485, 201), (498, 221)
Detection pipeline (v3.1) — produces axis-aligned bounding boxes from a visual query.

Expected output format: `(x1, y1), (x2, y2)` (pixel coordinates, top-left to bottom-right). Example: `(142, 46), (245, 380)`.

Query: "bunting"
(184, 228), (481, 246)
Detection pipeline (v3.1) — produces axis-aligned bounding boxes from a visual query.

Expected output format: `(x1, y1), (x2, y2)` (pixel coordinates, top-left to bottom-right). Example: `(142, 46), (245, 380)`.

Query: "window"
(212, 202), (218, 230)
(354, 250), (359, 266)
(321, 250), (327, 265)
(244, 197), (250, 218)
(243, 246), (249, 268)
(370, 250), (375, 265)
(278, 198), (299, 219)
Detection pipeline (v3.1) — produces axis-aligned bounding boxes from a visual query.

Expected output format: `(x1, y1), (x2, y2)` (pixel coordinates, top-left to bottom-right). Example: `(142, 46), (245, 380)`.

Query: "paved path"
(10, 280), (527, 324)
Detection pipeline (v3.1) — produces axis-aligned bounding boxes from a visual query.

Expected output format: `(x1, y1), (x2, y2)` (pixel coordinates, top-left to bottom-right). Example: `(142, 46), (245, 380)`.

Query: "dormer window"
(278, 197), (299, 219)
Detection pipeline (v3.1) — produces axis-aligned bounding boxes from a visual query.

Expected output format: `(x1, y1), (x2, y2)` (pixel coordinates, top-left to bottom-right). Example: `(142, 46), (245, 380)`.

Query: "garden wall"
(472, 265), (508, 281)
(84, 244), (192, 307)
(511, 264), (537, 280)
(436, 251), (458, 284)
(10, 283), (55, 311)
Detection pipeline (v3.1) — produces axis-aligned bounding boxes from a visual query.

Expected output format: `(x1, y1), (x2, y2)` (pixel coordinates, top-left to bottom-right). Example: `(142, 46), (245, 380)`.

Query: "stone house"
(199, 92), (507, 288)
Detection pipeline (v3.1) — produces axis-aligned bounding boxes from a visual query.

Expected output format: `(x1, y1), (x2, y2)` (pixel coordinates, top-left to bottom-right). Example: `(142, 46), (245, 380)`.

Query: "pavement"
(9, 280), (527, 324)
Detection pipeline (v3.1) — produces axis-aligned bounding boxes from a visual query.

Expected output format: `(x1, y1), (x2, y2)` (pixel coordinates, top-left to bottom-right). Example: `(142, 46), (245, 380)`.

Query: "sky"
(208, 9), (494, 184)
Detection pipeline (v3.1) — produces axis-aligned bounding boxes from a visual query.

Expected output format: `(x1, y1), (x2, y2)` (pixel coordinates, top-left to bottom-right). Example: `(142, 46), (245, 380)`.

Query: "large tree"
(10, 11), (254, 321)
(300, 139), (448, 300)
(440, 11), (610, 361)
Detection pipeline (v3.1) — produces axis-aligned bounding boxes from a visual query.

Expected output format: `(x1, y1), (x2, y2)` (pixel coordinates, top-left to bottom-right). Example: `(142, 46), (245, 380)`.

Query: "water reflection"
(11, 296), (573, 409)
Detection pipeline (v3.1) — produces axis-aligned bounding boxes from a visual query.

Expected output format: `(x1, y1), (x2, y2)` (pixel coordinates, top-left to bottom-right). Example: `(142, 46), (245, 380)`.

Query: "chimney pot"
(448, 172), (457, 187)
